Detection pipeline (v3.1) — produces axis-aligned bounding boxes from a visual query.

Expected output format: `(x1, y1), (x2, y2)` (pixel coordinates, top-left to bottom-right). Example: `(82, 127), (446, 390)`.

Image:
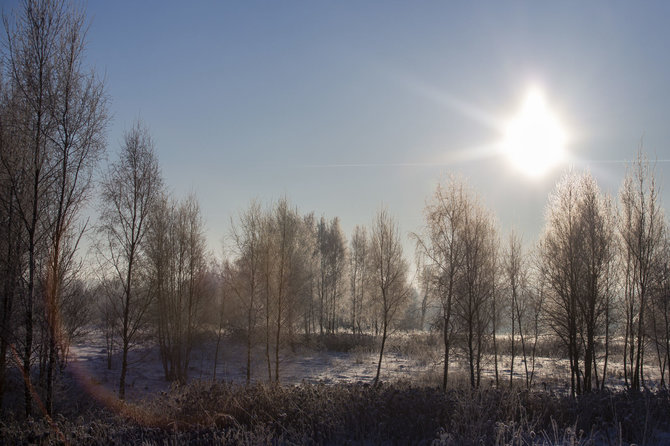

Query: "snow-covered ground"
(66, 330), (664, 403)
(67, 332), (444, 401)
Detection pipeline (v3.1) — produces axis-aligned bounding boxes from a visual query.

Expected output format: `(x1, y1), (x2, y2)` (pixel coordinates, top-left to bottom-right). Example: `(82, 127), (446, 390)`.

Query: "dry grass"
(2, 380), (670, 445)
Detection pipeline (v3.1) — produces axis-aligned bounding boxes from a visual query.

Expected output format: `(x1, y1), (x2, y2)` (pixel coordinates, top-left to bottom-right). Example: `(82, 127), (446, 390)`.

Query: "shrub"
(2, 381), (670, 445)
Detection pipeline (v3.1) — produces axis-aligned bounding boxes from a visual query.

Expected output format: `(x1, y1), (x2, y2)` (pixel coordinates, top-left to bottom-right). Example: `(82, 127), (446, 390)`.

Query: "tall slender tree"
(98, 120), (161, 399)
(42, 7), (108, 412)
(413, 176), (468, 390)
(371, 207), (409, 385)
(504, 231), (524, 387)
(350, 225), (368, 334)
(3, 0), (108, 414)
(0, 73), (25, 408)
(455, 196), (498, 389)
(3, 0), (60, 416)
(230, 200), (263, 385)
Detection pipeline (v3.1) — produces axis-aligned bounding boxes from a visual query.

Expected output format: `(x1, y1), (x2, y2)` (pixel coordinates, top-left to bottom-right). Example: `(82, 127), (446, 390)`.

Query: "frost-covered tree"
(454, 195), (498, 389)
(229, 200), (264, 384)
(619, 151), (665, 390)
(147, 193), (208, 384)
(98, 120), (161, 399)
(2, 0), (108, 414)
(541, 171), (616, 395)
(350, 225), (369, 335)
(413, 176), (467, 390)
(371, 208), (409, 385)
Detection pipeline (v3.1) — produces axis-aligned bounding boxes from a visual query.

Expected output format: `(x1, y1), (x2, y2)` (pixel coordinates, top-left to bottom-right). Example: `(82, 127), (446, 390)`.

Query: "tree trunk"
(633, 290), (645, 390)
(510, 310), (515, 388)
(274, 296), (281, 384)
(24, 226), (36, 417)
(213, 299), (225, 382)
(374, 320), (388, 385)
(492, 299), (499, 388)
(442, 316), (450, 391)
(119, 338), (129, 400)
(664, 302), (670, 388)
(584, 325), (594, 393)
(119, 253), (134, 400)
(0, 210), (16, 407)
(265, 270), (271, 382)
(468, 324), (475, 389)
(601, 301), (610, 390)
(246, 306), (252, 385)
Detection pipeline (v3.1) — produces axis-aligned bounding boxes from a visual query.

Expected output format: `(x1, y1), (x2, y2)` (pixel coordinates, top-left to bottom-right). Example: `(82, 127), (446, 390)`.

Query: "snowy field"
(68, 331), (443, 401)
(64, 329), (663, 403)
(2, 331), (669, 445)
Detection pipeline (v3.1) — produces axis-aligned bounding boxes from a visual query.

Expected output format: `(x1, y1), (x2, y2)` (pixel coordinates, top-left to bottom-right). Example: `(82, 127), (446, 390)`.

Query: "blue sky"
(6, 0), (670, 255)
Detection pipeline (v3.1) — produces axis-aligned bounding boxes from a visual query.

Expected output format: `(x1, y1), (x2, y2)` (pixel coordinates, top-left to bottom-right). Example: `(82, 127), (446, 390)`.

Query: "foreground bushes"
(2, 381), (670, 445)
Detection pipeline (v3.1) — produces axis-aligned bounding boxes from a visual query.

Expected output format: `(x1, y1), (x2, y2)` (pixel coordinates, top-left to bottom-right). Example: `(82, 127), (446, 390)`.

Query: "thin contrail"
(576, 159), (670, 164)
(298, 145), (498, 169)
(299, 158), (670, 169)
(298, 162), (447, 168)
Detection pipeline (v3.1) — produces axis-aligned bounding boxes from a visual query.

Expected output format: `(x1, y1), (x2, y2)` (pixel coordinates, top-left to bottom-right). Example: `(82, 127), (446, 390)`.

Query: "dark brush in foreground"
(2, 381), (670, 445)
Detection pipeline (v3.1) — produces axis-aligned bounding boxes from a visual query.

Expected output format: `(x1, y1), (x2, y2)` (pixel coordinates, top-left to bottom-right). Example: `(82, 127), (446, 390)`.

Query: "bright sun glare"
(501, 87), (567, 178)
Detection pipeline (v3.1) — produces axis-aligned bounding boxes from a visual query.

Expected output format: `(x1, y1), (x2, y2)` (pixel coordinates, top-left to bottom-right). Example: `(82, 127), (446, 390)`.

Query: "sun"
(500, 87), (567, 178)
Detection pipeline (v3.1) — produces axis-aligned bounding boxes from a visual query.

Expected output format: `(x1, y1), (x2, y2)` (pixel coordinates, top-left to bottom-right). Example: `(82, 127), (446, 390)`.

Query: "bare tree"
(413, 176), (467, 390)
(541, 172), (583, 396)
(649, 239), (670, 386)
(2, 0), (108, 415)
(3, 0), (60, 416)
(350, 225), (368, 334)
(505, 231), (542, 389)
(146, 193), (208, 384)
(299, 213), (319, 338)
(271, 198), (299, 383)
(541, 171), (616, 395)
(98, 120), (161, 399)
(0, 82), (25, 407)
(316, 217), (327, 335)
(229, 200), (320, 383)
(414, 251), (435, 332)
(259, 210), (274, 382)
(415, 177), (498, 389)
(618, 151), (665, 390)
(525, 266), (545, 389)
(57, 277), (94, 363)
(490, 236), (501, 387)
(42, 9), (107, 413)
(504, 231), (524, 387)
(96, 277), (119, 370)
(370, 207), (409, 385)
(230, 200), (263, 385)
(454, 196), (498, 389)
(212, 255), (229, 381)
(314, 217), (346, 334)
(578, 174), (616, 392)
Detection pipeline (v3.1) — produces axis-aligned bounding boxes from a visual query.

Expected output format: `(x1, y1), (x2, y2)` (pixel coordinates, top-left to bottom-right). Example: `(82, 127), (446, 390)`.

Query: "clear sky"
(6, 0), (670, 256)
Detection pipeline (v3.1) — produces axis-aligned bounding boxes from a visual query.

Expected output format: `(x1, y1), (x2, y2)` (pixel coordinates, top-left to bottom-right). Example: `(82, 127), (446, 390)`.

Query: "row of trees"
(539, 155), (668, 395)
(226, 200), (411, 385)
(412, 152), (669, 397)
(94, 149), (668, 400)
